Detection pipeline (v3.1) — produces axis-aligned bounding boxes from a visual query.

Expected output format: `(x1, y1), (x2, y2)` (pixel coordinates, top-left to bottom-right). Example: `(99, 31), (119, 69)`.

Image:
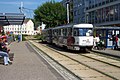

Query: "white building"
(3, 19), (36, 35)
(37, 22), (46, 34)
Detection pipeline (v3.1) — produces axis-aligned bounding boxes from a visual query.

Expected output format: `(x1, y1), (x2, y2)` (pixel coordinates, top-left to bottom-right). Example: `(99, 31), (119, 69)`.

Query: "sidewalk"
(0, 41), (64, 80)
(92, 48), (120, 58)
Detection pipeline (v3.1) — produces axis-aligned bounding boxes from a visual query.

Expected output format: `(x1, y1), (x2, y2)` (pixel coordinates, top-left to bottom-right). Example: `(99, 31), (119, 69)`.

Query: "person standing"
(93, 35), (100, 49)
(18, 34), (20, 42)
(115, 35), (118, 49)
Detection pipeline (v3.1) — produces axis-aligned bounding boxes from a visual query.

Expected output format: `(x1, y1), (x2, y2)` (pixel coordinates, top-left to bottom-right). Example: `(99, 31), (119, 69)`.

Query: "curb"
(91, 50), (120, 58)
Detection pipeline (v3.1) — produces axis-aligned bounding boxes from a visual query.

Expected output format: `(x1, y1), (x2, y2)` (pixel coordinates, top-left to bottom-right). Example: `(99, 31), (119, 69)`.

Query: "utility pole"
(19, 2), (23, 13)
(19, 2), (23, 41)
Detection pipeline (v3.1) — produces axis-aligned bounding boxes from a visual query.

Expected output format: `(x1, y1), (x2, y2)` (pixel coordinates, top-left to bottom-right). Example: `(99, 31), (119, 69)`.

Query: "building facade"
(85, 0), (120, 27)
(85, 0), (120, 48)
(73, 0), (85, 24)
(3, 19), (36, 35)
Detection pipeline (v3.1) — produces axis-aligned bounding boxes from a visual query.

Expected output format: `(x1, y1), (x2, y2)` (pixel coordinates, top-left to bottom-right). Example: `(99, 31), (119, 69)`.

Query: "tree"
(34, 1), (67, 28)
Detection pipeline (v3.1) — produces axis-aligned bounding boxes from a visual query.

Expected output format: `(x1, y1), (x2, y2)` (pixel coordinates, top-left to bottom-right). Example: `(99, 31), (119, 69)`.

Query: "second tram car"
(42, 24), (94, 50)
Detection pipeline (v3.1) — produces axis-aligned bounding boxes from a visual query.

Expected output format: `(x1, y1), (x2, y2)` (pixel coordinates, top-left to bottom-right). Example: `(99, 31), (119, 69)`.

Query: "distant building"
(3, 19), (36, 35)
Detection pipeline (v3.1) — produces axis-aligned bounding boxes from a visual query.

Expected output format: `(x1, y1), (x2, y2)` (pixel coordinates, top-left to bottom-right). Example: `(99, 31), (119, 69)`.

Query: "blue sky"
(0, 0), (62, 18)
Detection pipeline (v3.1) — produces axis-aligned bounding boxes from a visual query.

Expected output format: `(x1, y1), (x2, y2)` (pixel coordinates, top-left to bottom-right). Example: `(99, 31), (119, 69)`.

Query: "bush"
(22, 35), (27, 41)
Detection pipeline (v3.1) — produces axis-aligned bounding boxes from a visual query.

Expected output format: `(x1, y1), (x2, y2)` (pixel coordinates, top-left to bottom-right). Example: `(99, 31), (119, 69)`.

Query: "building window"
(109, 6), (114, 21)
(106, 0), (109, 3)
(106, 7), (110, 22)
(74, 11), (77, 16)
(110, 0), (113, 2)
(115, 4), (119, 21)
(102, 8), (106, 22)
(118, 3), (120, 20)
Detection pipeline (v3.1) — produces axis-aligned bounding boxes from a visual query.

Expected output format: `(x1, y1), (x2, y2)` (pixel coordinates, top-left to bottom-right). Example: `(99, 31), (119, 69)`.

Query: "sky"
(0, 0), (62, 18)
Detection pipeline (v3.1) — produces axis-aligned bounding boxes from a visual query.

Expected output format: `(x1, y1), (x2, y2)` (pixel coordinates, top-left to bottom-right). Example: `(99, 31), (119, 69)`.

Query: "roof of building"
(0, 13), (25, 26)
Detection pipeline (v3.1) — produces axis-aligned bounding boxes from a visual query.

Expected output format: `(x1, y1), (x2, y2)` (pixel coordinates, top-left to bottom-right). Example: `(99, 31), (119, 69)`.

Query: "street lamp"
(66, 0), (70, 24)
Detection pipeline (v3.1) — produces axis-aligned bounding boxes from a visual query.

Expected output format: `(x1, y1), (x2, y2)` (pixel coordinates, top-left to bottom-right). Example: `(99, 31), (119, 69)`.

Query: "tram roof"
(52, 23), (93, 29)
(94, 26), (120, 29)
(0, 13), (25, 26)
(52, 24), (73, 29)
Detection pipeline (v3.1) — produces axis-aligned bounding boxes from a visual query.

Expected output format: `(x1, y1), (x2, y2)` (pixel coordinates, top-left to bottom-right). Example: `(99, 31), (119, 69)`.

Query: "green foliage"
(34, 34), (43, 40)
(22, 35), (27, 41)
(15, 35), (27, 41)
(34, 1), (67, 28)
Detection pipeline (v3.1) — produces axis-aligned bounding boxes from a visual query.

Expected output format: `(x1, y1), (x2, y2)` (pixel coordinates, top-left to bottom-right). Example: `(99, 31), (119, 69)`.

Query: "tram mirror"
(86, 30), (92, 36)
(88, 30), (92, 33)
(86, 33), (90, 36)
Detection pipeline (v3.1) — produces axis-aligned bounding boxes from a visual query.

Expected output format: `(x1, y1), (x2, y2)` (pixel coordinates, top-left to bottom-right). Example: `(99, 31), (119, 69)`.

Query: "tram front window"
(74, 28), (93, 36)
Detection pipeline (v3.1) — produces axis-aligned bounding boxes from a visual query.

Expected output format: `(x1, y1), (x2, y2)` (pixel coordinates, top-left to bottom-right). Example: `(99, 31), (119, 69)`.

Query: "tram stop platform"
(0, 41), (65, 80)
(92, 48), (120, 58)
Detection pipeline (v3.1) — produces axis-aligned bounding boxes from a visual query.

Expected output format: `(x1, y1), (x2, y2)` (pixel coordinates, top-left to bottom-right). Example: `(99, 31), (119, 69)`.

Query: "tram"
(41, 24), (94, 51)
(41, 28), (52, 43)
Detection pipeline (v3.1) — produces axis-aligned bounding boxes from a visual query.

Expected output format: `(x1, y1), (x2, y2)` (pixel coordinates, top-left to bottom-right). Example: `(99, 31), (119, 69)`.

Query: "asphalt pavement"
(0, 41), (65, 80)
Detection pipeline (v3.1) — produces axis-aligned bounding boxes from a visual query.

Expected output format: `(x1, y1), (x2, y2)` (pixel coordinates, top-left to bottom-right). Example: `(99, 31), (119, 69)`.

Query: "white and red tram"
(42, 24), (94, 50)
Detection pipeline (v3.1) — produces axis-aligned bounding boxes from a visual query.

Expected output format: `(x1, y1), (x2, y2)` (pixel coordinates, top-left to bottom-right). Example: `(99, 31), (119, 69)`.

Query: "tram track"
(44, 45), (120, 80)
(30, 40), (120, 80)
(81, 52), (120, 68)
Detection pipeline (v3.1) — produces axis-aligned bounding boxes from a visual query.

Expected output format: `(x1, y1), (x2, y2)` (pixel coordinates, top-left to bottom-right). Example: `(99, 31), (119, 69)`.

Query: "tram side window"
(54, 30), (57, 36)
(52, 30), (54, 36)
(67, 28), (72, 36)
(47, 31), (48, 36)
(48, 30), (51, 36)
(61, 29), (63, 36)
(63, 28), (67, 36)
(56, 29), (58, 36)
(74, 29), (78, 36)
(58, 29), (61, 36)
